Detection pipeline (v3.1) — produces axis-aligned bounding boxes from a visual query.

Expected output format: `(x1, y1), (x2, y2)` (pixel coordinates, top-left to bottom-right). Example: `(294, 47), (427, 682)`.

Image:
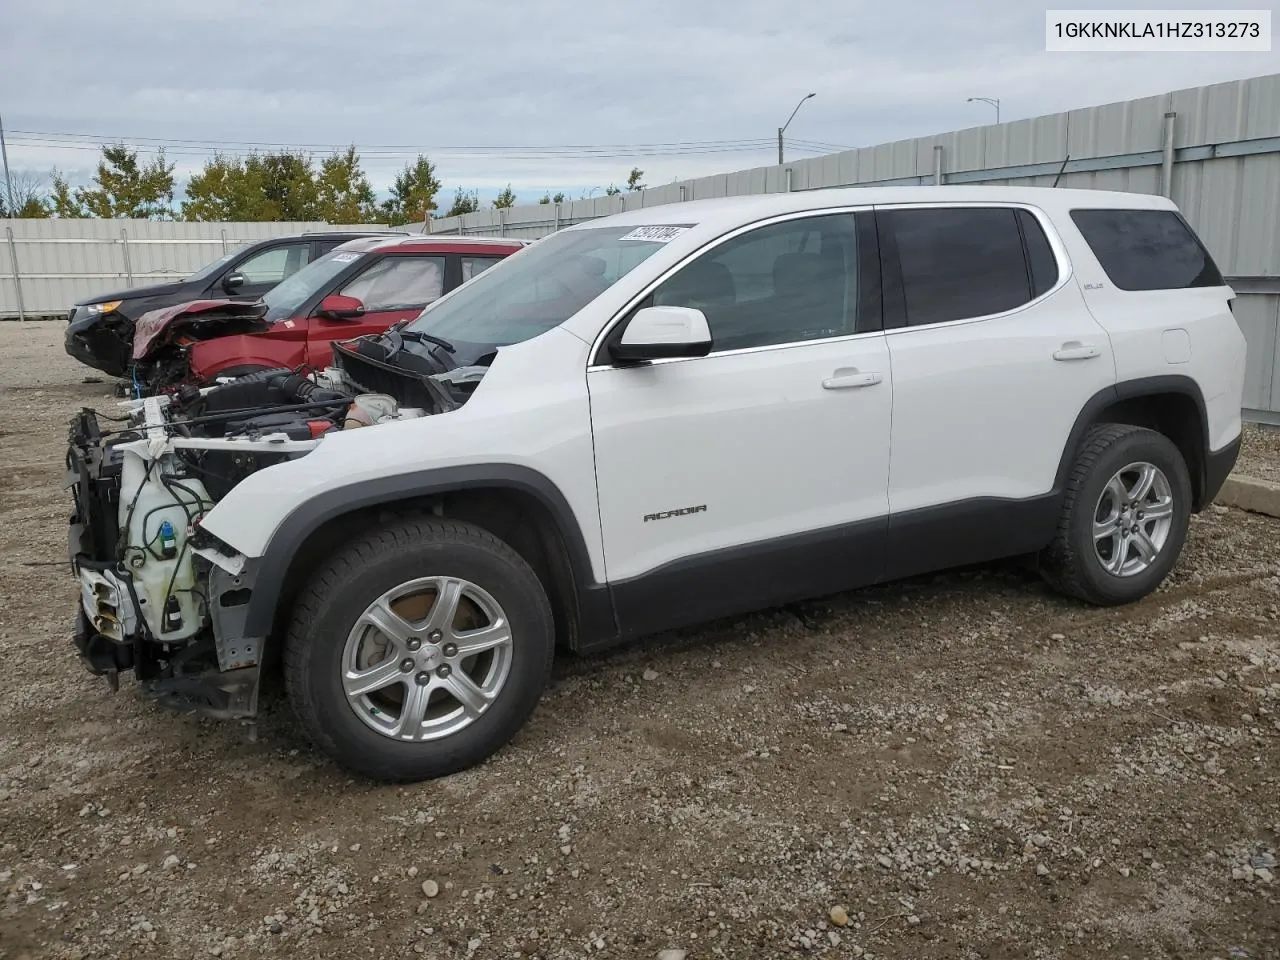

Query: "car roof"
(330, 235), (531, 254)
(561, 185), (1178, 236)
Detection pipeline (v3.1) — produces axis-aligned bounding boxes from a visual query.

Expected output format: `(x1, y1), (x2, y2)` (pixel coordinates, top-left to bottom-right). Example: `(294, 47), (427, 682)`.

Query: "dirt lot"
(1, 320), (1278, 960)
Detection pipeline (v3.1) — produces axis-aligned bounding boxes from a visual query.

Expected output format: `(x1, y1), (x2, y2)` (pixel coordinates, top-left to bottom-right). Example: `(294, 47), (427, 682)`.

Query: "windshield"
(406, 225), (678, 345)
(186, 250), (238, 283)
(261, 250), (365, 321)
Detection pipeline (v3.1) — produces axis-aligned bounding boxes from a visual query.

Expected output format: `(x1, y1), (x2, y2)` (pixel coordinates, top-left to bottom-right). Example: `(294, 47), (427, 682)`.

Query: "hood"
(132, 299), (269, 361)
(76, 280), (193, 307)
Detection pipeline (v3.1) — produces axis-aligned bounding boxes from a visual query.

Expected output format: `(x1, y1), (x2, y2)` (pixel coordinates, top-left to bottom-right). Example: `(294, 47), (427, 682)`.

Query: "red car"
(130, 236), (527, 391)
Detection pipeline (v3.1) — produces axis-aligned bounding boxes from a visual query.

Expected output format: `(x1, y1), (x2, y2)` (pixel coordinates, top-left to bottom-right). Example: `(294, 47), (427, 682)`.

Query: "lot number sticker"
(332, 252), (362, 263)
(618, 225), (692, 243)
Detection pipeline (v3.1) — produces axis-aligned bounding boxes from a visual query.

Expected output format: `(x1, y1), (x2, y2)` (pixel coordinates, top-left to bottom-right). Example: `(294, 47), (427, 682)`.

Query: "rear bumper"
(1202, 433), (1241, 509)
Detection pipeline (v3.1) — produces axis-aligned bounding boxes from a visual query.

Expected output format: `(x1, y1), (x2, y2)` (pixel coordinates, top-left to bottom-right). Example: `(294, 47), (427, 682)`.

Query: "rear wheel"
(1041, 423), (1191, 606)
(283, 517), (555, 781)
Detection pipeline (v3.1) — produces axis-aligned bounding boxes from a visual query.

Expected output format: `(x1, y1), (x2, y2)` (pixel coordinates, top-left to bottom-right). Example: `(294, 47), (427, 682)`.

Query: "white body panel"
(199, 327), (609, 580)
(587, 335), (891, 581)
(883, 206), (1116, 512)
(1057, 219), (1247, 454)
(885, 280), (1116, 511)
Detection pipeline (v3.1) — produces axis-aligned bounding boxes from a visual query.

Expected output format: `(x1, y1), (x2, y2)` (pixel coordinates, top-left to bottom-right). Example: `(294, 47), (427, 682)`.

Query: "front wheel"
(283, 517), (555, 781)
(1041, 423), (1192, 606)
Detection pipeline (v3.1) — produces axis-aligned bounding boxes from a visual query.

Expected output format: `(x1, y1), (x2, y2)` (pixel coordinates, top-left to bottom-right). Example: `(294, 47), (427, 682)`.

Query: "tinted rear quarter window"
(887, 207), (1033, 326)
(1069, 209), (1224, 291)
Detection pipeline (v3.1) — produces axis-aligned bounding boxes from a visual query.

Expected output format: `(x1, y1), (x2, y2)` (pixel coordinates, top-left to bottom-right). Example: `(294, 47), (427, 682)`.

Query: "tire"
(1041, 423), (1192, 606)
(283, 516), (555, 781)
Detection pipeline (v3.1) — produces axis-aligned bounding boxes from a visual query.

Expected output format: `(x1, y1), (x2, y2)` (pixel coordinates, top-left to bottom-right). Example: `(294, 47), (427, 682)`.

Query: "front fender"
(229, 463), (603, 638)
(189, 335), (306, 382)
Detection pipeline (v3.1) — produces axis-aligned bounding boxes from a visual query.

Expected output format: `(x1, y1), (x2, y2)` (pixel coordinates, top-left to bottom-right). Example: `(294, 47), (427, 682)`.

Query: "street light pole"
(778, 92), (816, 165)
(967, 97), (1001, 124)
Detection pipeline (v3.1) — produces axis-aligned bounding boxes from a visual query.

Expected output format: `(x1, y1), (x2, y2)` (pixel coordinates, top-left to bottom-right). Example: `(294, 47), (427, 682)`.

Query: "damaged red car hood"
(132, 299), (269, 361)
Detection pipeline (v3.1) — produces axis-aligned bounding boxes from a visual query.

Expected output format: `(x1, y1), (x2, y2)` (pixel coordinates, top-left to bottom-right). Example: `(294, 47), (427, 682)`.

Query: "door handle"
(1053, 342), (1100, 361)
(822, 369), (883, 390)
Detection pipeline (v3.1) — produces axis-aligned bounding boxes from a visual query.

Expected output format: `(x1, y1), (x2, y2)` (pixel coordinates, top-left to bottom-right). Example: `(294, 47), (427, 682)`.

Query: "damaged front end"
(129, 299), (271, 397)
(64, 360), (476, 721)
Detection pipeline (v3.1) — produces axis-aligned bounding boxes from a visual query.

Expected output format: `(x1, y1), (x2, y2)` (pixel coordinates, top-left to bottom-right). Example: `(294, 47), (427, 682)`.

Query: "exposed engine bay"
(65, 354), (489, 717)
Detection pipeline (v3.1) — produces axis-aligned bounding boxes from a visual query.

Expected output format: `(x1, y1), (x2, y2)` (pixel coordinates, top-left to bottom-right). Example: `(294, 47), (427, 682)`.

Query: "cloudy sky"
(3, 0), (1277, 205)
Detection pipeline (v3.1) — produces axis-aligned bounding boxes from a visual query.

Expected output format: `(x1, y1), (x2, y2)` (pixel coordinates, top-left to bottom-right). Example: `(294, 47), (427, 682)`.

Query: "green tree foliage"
(316, 146), (378, 224)
(492, 185), (517, 209)
(60, 143), (175, 218)
(380, 155), (441, 226)
(444, 188), (480, 218)
(183, 151), (337, 222)
(251, 152), (320, 221)
(538, 191), (567, 204)
(604, 184), (621, 196)
(49, 170), (80, 218)
(626, 167), (646, 191)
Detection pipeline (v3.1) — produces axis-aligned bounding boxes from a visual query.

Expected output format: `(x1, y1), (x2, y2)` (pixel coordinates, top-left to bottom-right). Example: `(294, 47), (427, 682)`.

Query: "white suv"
(66, 186), (1246, 781)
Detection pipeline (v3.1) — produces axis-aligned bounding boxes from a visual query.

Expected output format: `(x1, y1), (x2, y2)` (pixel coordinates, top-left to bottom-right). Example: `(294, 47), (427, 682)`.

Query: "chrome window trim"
(875, 201), (1074, 334)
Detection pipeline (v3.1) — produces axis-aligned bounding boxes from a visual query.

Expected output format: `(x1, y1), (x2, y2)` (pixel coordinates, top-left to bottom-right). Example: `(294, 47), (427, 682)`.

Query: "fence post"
(220, 228), (228, 254)
(553, 202), (561, 233)
(499, 209), (507, 237)
(458, 216), (464, 236)
(679, 185), (687, 202)
(119, 228), (133, 285)
(5, 225), (25, 323)
(785, 168), (793, 193)
(1161, 112), (1177, 198)
(933, 145), (944, 185)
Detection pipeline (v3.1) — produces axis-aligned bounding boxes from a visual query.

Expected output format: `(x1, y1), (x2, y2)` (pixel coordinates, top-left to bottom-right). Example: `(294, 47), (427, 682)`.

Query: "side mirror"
(222, 271), (246, 293)
(609, 306), (712, 364)
(316, 293), (366, 320)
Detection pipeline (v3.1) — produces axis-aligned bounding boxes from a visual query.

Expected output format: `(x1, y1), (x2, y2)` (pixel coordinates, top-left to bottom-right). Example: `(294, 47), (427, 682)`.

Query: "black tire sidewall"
(1067, 431), (1192, 604)
(290, 529), (553, 781)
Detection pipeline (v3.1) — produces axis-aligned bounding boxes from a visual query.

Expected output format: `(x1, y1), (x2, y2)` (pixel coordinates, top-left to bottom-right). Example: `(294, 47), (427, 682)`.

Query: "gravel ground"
(2, 320), (1279, 960)
(1238, 424), (1280, 485)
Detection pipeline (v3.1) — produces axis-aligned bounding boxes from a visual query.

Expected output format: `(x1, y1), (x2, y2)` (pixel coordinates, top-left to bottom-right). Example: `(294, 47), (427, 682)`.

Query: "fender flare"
(239, 464), (611, 640)
(1054, 374), (1210, 501)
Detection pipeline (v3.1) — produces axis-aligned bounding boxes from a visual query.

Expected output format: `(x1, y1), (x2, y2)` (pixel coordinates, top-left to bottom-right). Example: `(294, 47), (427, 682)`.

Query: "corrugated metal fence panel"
(1235, 293), (1280, 413)
(0, 221), (390, 316)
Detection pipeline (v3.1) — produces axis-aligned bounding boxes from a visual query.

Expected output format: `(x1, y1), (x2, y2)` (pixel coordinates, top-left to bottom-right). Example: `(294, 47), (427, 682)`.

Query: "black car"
(64, 230), (408, 378)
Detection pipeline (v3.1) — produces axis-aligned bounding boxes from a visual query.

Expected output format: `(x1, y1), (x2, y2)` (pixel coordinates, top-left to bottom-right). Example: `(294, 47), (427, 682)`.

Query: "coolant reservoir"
(118, 450), (210, 643)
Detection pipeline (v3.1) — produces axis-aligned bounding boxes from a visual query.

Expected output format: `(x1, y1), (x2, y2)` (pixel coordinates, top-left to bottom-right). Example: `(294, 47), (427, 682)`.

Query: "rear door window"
(461, 256), (504, 282)
(1069, 209), (1224, 291)
(885, 207), (1037, 326)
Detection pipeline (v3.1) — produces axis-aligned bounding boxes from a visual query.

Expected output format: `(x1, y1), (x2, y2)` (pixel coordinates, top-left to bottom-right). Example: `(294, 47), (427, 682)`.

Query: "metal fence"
(0, 219), (402, 320)
(430, 72), (1280, 422)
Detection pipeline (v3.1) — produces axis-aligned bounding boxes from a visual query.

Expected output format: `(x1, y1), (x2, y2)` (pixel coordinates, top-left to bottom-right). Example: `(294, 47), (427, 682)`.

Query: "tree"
(604, 184), (621, 196)
(380, 155), (441, 226)
(492, 185), (517, 209)
(0, 171), (52, 217)
(50, 170), (81, 218)
(626, 167), (646, 191)
(538, 191), (566, 204)
(250, 151), (320, 221)
(69, 143), (175, 219)
(443, 188), (480, 218)
(315, 146), (378, 223)
(182, 151), (320, 221)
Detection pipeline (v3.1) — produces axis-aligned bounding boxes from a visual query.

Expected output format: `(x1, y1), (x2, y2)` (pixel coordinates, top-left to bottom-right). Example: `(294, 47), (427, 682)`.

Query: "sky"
(2, 0), (1278, 207)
